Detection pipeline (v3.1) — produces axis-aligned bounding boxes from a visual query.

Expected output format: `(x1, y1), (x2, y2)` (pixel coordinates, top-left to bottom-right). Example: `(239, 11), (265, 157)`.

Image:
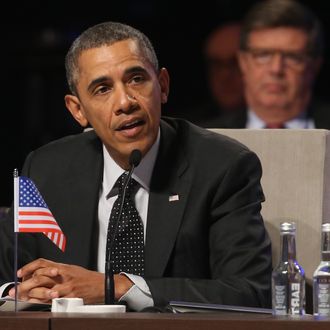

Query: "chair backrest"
(210, 129), (330, 285)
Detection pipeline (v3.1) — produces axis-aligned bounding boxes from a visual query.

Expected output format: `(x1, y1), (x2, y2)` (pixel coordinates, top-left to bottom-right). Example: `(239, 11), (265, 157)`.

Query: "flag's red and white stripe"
(18, 207), (66, 252)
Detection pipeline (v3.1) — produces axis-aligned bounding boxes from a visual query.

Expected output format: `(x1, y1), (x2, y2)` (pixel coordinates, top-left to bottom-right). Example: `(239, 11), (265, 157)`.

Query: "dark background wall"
(1, 0), (329, 205)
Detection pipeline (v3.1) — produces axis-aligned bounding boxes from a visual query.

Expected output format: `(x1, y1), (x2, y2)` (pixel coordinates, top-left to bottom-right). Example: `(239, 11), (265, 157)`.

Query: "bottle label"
(274, 285), (287, 315)
(290, 283), (301, 315)
(316, 277), (330, 316)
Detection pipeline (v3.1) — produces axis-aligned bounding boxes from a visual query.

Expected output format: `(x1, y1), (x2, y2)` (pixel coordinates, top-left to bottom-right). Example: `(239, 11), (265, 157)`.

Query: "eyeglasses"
(245, 47), (311, 71)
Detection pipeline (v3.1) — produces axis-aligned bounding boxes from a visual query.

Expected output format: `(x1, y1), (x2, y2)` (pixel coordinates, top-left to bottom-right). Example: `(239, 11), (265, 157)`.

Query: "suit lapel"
(64, 132), (103, 268)
(145, 120), (191, 277)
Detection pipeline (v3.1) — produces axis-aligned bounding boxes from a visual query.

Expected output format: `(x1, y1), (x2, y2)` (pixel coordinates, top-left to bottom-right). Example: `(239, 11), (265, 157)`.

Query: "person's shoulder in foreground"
(161, 116), (256, 160)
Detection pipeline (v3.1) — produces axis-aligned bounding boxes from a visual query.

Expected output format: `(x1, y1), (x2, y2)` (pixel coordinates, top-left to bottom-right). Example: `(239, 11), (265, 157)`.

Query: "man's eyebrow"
(124, 66), (148, 75)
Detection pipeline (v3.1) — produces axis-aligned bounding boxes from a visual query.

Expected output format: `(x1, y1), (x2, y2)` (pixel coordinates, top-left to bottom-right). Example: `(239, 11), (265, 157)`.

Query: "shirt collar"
(246, 109), (315, 129)
(102, 128), (160, 197)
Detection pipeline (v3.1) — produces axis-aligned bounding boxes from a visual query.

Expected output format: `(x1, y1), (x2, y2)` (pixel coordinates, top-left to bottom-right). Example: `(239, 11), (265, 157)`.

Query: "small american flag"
(14, 176), (66, 252)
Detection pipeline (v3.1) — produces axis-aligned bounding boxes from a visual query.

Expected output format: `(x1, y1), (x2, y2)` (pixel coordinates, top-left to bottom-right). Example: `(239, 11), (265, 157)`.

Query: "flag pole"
(13, 168), (19, 312)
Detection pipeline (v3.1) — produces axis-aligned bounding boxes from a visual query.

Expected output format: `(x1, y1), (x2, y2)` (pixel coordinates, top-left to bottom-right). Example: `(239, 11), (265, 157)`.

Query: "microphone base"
(74, 304), (126, 313)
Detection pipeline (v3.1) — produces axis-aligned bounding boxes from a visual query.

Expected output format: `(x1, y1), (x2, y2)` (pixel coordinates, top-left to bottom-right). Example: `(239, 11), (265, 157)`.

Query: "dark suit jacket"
(0, 117), (271, 308)
(201, 99), (330, 129)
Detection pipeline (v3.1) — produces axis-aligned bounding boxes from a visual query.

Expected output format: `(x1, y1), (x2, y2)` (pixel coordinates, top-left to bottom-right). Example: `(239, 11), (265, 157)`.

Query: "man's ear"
(158, 68), (170, 104)
(64, 94), (89, 127)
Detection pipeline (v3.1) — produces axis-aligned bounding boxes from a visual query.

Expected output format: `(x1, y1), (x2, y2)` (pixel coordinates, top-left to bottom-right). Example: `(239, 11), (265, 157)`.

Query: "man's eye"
(255, 51), (272, 59)
(95, 86), (110, 94)
(285, 53), (305, 64)
(130, 75), (144, 84)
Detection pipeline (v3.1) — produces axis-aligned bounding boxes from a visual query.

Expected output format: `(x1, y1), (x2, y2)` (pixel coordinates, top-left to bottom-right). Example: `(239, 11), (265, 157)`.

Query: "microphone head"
(129, 149), (142, 167)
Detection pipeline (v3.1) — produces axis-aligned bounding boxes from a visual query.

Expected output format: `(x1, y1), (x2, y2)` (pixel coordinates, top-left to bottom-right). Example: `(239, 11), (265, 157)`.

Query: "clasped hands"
(8, 258), (133, 304)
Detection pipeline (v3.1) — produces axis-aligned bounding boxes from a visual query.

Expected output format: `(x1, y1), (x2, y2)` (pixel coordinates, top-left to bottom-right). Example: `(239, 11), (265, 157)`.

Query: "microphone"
(105, 149), (142, 304)
(129, 149), (142, 168)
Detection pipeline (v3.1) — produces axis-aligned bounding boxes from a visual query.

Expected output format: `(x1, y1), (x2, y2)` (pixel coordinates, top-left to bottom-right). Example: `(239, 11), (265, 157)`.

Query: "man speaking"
(0, 21), (271, 311)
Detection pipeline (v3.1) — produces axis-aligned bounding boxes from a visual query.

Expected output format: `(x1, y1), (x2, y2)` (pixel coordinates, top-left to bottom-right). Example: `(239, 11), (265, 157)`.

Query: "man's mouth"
(117, 119), (145, 131)
(263, 83), (286, 94)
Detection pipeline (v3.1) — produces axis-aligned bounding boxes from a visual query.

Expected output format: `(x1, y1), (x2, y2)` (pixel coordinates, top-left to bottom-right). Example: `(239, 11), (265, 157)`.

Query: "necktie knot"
(115, 173), (138, 197)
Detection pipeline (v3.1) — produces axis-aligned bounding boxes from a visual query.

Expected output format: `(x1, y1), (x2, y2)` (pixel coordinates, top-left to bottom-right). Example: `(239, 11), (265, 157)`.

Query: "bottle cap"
(280, 221), (296, 232)
(322, 223), (330, 232)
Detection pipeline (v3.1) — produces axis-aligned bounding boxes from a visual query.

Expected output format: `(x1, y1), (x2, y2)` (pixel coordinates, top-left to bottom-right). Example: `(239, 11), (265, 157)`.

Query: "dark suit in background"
(0, 117), (272, 308)
(196, 100), (330, 129)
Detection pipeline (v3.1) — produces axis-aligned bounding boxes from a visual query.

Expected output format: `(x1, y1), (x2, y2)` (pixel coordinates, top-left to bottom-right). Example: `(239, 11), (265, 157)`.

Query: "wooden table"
(0, 311), (330, 330)
(0, 312), (50, 330)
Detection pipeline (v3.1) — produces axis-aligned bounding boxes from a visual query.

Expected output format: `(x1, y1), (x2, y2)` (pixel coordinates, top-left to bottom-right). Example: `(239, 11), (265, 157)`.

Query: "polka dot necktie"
(106, 173), (144, 276)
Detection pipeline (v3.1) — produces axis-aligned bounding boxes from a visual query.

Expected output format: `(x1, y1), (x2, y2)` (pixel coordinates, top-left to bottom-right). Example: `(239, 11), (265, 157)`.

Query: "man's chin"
(260, 97), (290, 111)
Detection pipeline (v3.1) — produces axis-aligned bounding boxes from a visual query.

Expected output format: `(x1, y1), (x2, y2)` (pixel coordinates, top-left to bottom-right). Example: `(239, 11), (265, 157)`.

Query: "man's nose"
(269, 53), (285, 73)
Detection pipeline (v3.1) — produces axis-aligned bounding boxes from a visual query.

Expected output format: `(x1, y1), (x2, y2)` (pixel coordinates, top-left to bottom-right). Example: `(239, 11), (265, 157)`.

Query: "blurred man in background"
(217, 0), (330, 129)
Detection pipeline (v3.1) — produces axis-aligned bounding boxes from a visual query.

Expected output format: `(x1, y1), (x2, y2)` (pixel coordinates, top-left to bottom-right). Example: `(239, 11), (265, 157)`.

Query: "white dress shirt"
(97, 130), (160, 311)
(246, 109), (315, 129)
